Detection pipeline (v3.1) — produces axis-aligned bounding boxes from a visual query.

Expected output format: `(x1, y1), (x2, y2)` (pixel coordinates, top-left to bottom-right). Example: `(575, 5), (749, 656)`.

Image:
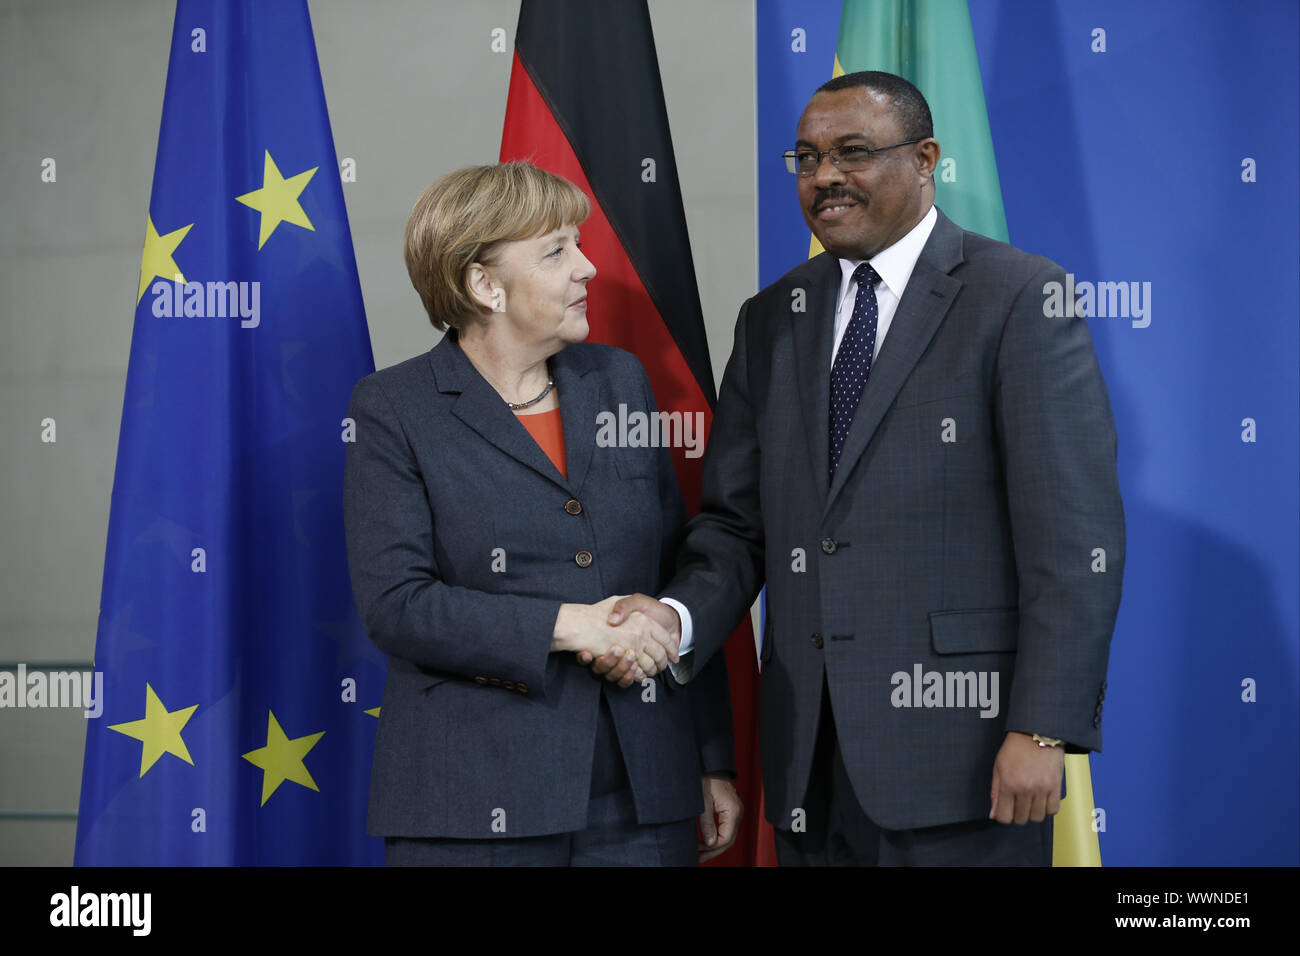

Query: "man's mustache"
(811, 189), (865, 211)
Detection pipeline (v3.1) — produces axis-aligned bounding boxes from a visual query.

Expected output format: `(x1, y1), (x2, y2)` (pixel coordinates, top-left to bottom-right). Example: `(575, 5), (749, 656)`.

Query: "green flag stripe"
(835, 0), (1009, 242)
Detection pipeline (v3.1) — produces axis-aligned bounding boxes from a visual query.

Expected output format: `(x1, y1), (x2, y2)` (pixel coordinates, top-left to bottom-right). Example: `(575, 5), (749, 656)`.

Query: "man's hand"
(607, 593), (681, 645)
(989, 732), (1065, 825)
(580, 593), (682, 688)
(558, 596), (679, 685)
(698, 772), (742, 863)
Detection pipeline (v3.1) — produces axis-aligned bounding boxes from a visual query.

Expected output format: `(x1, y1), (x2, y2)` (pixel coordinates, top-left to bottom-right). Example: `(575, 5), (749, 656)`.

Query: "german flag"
(500, 0), (774, 866)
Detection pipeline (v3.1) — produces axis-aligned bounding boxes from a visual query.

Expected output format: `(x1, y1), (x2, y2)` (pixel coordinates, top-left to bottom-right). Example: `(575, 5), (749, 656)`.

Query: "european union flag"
(75, 0), (383, 865)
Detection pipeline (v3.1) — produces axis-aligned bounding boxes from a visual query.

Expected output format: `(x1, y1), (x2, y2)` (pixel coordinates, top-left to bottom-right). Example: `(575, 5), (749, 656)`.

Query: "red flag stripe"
(501, 54), (709, 506)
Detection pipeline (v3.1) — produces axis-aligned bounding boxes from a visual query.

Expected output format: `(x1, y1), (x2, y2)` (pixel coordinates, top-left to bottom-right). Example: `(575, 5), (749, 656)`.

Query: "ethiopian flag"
(813, 0), (1009, 256)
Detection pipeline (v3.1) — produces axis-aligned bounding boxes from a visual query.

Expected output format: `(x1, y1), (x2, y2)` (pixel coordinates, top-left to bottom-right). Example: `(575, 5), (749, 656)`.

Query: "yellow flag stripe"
(1054, 753), (1103, 865)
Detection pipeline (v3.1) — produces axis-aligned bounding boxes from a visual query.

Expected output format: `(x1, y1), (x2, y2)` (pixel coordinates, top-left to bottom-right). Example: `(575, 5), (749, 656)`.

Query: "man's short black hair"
(816, 71), (934, 142)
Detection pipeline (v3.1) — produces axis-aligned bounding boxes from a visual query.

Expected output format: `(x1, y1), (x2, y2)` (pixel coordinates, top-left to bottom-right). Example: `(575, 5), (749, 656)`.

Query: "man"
(602, 71), (1124, 865)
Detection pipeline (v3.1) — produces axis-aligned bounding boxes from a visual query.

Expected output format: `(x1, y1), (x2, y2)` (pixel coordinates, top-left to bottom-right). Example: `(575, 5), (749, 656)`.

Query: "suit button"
(489, 677), (502, 686)
(502, 681), (516, 691)
(810, 633), (824, 648)
(564, 499), (582, 515)
(575, 550), (593, 567)
(516, 683), (529, 695)
(820, 538), (837, 554)
(1093, 715), (1102, 728)
(474, 676), (487, 685)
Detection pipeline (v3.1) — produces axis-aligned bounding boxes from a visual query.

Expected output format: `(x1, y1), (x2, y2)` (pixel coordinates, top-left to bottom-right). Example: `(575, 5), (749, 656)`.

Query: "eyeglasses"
(782, 140), (922, 176)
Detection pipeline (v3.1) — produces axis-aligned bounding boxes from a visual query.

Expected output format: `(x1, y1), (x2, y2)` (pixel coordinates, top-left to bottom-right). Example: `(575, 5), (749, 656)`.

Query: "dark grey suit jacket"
(665, 207), (1124, 831)
(344, 334), (734, 839)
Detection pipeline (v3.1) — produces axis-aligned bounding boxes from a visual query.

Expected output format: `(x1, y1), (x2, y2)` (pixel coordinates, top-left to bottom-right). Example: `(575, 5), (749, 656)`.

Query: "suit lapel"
(825, 210), (966, 513)
(432, 334), (586, 492)
(791, 254), (840, 505)
(552, 346), (595, 494)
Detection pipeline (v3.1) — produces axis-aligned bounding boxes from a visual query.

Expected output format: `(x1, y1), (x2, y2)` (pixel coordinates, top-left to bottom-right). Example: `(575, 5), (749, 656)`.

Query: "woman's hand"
(553, 596), (680, 683)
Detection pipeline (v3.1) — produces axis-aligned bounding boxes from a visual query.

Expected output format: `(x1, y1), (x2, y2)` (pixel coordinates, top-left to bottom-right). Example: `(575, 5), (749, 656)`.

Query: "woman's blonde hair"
(403, 162), (591, 331)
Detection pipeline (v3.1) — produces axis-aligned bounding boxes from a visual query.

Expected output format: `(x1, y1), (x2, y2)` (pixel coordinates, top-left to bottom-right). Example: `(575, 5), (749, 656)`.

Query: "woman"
(343, 162), (739, 865)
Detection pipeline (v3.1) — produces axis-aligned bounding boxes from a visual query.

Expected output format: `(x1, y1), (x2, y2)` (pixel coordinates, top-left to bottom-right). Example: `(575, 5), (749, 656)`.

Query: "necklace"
(506, 374), (555, 409)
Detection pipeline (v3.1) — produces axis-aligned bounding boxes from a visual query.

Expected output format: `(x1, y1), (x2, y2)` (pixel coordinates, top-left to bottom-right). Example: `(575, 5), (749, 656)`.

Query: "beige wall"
(0, 0), (756, 864)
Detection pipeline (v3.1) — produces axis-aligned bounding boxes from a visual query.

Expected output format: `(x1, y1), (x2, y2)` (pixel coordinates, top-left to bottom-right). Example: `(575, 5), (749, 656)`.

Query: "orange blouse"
(515, 407), (566, 479)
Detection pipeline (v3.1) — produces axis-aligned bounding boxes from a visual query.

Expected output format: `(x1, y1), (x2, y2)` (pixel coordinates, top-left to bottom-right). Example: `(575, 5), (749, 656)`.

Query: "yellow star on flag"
(364, 707), (380, 718)
(108, 683), (199, 777)
(235, 150), (318, 249)
(137, 215), (193, 304)
(242, 710), (325, 806)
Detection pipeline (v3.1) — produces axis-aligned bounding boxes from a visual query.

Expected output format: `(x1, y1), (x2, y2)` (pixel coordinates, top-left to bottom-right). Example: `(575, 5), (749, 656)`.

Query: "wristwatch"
(1031, 733), (1063, 748)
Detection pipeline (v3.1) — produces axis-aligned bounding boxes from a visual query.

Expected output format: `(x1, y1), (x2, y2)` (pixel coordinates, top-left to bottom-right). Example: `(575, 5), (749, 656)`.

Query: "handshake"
(551, 594), (681, 688)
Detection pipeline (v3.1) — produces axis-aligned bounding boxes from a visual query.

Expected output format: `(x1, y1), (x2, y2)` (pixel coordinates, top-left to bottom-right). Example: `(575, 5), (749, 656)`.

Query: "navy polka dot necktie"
(829, 263), (881, 477)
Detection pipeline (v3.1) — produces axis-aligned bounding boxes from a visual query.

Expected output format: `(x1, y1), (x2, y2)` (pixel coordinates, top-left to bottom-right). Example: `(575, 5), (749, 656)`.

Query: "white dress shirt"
(832, 204), (937, 366)
(665, 205), (938, 667)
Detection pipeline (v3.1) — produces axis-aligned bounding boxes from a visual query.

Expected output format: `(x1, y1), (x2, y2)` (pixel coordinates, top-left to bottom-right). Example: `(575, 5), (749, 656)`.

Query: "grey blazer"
(344, 334), (734, 839)
(664, 208), (1124, 831)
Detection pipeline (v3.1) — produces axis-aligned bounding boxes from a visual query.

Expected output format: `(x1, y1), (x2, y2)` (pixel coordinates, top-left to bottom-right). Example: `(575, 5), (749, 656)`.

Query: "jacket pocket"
(893, 374), (983, 409)
(929, 608), (1018, 654)
(614, 454), (655, 480)
(418, 671), (454, 694)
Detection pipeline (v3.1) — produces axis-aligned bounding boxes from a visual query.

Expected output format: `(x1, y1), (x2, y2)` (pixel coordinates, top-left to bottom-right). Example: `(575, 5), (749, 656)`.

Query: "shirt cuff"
(666, 654), (694, 685)
(660, 597), (694, 655)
